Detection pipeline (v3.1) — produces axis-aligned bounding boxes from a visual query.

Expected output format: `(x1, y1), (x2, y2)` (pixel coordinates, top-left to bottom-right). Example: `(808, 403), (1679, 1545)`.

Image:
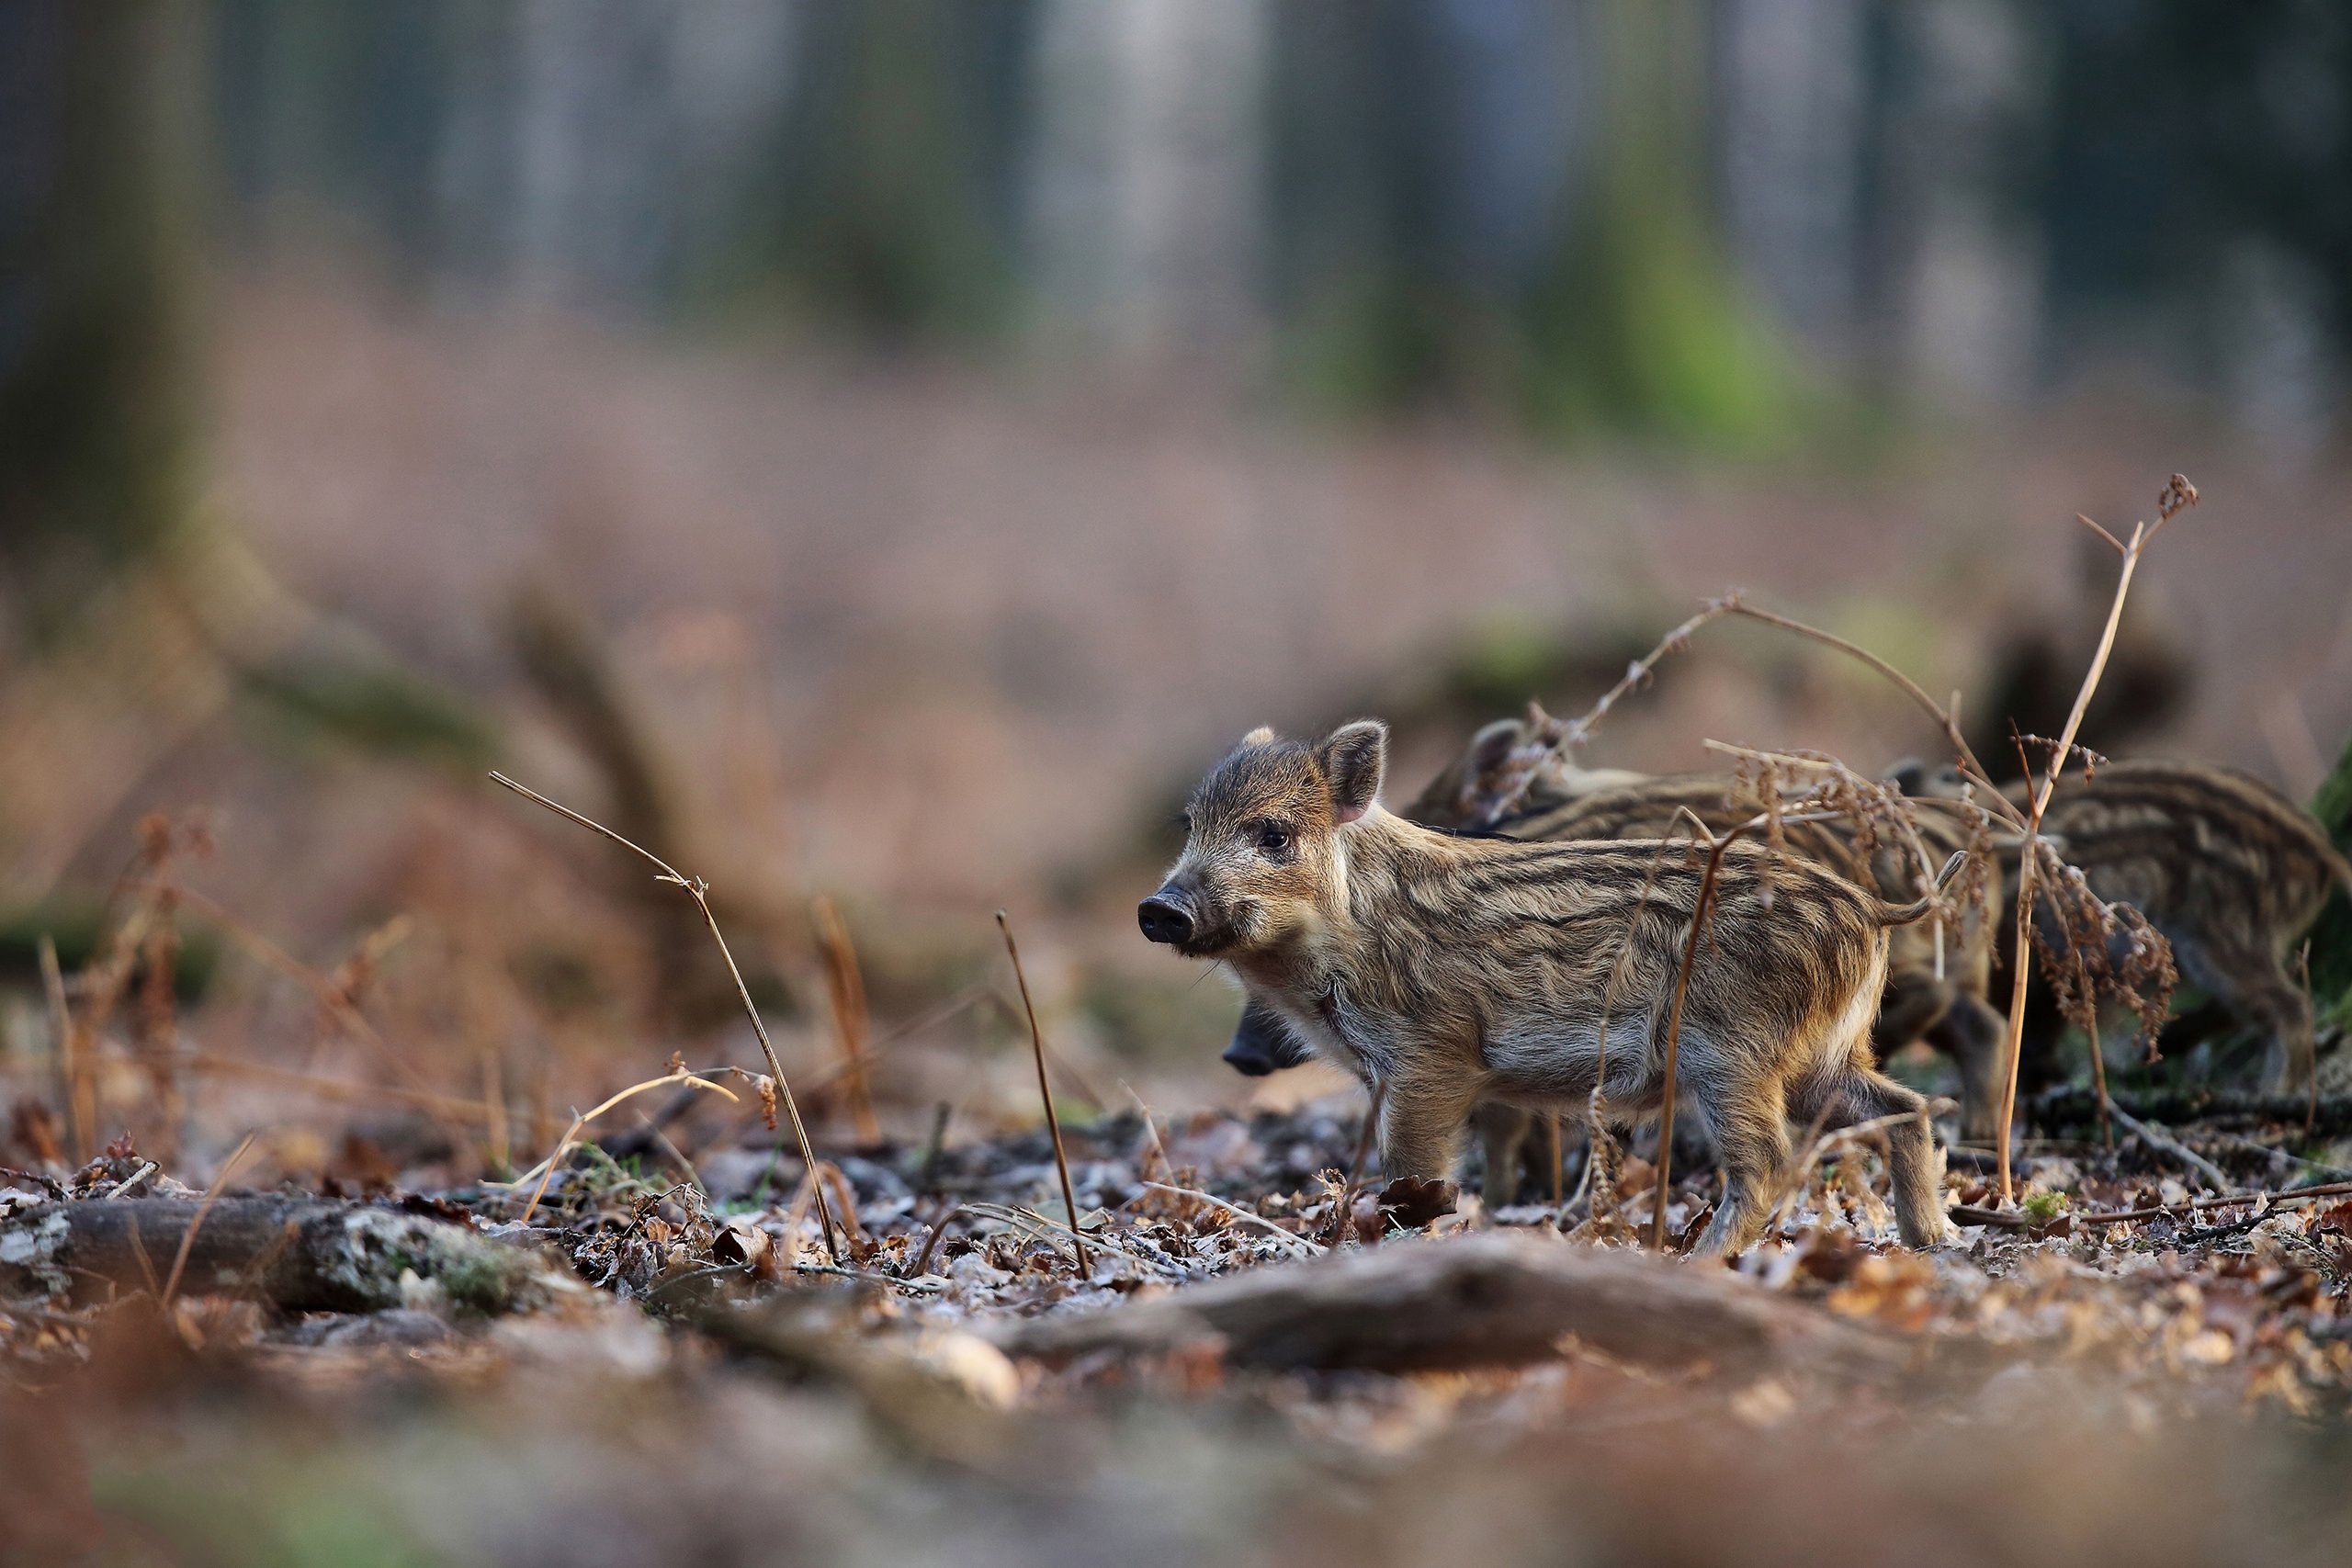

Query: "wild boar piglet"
(1894, 758), (2350, 1096)
(1234, 726), (2002, 1190)
(1143, 720), (1962, 1255)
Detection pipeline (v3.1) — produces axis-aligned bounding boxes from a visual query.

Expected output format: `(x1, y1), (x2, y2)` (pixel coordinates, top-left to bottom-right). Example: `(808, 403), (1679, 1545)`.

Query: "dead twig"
(1764, 1103), (1958, 1240)
(1577, 815), (1702, 1233)
(792, 1259), (948, 1294)
(1138, 1180), (1321, 1259)
(996, 911), (1091, 1278)
(161, 1132), (259, 1309)
(1653, 816), (1773, 1250)
(498, 1066), (741, 1224)
(811, 894), (880, 1144)
(104, 1160), (159, 1200)
(1482, 601), (1743, 824)
(2176, 1211), (2271, 1247)
(1956, 1179), (2352, 1231)
(1716, 603), (2017, 822)
(489, 771), (840, 1262)
(36, 935), (92, 1165)
(1990, 476), (2197, 1202)
(2107, 1102), (2235, 1194)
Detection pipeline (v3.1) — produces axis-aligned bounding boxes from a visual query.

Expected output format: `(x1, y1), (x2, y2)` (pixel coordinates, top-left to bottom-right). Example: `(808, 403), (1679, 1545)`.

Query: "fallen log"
(987, 1233), (1907, 1380)
(0, 1198), (551, 1315)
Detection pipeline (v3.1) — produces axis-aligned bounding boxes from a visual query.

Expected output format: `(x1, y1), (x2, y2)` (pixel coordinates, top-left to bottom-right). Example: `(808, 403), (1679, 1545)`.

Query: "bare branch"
(997, 911), (1091, 1277)
(489, 771), (840, 1262)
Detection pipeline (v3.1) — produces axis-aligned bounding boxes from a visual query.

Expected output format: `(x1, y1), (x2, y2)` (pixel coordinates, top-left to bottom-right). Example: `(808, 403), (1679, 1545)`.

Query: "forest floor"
(8, 1082), (2352, 1568)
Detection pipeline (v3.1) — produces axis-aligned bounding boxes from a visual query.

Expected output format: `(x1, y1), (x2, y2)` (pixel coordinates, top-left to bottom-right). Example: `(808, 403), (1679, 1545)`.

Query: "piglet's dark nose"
(1137, 896), (1193, 946)
(1222, 1039), (1277, 1077)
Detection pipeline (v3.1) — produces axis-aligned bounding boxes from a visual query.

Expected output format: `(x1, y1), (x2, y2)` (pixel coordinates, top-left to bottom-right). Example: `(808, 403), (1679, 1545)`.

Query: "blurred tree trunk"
(766, 0), (1020, 342)
(0, 0), (487, 910)
(0, 0), (199, 624)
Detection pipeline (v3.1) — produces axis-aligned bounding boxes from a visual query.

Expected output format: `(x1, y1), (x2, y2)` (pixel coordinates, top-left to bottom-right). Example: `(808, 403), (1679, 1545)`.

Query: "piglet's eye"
(1257, 824), (1293, 853)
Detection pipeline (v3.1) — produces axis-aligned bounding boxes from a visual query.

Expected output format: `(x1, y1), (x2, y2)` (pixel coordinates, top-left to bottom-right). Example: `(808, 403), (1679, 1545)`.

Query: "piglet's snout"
(1137, 889), (1195, 946)
(1222, 1037), (1278, 1076)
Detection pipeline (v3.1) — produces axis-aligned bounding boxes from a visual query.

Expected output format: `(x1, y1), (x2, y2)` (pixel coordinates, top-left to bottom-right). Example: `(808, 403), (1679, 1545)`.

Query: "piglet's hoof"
(1375, 1177), (1459, 1230)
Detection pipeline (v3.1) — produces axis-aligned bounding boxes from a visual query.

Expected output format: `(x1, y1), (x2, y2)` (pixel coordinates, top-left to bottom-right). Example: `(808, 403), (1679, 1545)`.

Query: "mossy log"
(0, 1198), (548, 1315)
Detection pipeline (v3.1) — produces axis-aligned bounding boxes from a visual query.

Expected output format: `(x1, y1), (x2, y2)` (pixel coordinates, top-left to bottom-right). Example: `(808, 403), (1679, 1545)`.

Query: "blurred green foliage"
(1520, 2), (1798, 450)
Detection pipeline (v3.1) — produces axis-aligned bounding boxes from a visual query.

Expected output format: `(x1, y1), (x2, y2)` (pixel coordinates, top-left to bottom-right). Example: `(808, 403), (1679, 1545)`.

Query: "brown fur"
(1401, 716), (1648, 833)
(1148, 722), (1953, 1255)
(2016, 761), (2349, 1094)
(1497, 771), (2004, 1137)
(1262, 719), (2004, 1153)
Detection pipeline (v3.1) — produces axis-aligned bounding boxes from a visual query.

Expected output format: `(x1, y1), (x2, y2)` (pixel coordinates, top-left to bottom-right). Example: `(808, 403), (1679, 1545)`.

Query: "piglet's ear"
(1316, 719), (1388, 824)
(1241, 725), (1276, 746)
(1465, 718), (1524, 778)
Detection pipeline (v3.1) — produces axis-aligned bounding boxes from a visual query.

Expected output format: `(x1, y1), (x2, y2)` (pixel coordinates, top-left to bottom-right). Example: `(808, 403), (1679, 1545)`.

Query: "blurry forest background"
(7, 0), (2352, 1168)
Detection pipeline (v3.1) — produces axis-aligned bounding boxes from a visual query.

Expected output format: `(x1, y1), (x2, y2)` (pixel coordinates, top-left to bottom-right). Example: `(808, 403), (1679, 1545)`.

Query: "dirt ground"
(7, 1085), (2352, 1567)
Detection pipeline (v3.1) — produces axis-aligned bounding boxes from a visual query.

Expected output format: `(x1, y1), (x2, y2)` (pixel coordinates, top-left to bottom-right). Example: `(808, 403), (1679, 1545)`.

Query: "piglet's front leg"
(1376, 1067), (1484, 1188)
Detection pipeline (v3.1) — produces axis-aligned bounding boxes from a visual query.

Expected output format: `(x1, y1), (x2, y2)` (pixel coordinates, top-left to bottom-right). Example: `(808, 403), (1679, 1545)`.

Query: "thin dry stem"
(481, 1049), (511, 1172)
(105, 1160), (159, 1200)
(1763, 1103), (1951, 1239)
(1651, 828), (1746, 1250)
(2077, 946), (2114, 1150)
(1492, 592), (2022, 837)
(505, 1067), (741, 1221)
(996, 911), (1091, 1277)
(2075, 512), (2127, 555)
(1719, 604), (2018, 823)
(171, 882), (465, 1149)
(1582, 818), (1702, 1230)
(2107, 1102), (2234, 1194)
(489, 770), (839, 1260)
(1488, 599), (1739, 821)
(1138, 1181), (1321, 1258)
(38, 934), (92, 1163)
(1992, 479), (2194, 1203)
(1122, 1081), (1171, 1182)
(812, 894), (881, 1144)
(161, 1131), (259, 1309)
(2076, 1182), (2346, 1227)
(1702, 739), (1969, 957)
